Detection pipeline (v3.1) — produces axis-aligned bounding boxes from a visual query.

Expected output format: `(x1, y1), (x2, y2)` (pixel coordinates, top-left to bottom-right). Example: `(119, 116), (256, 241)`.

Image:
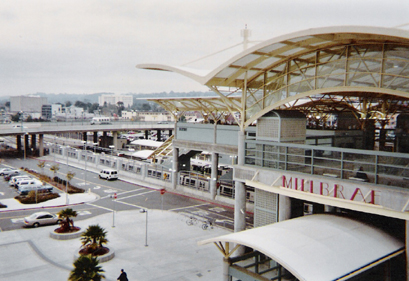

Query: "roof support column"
(172, 147), (179, 190)
(234, 130), (246, 233)
(223, 257), (231, 281)
(210, 152), (218, 199)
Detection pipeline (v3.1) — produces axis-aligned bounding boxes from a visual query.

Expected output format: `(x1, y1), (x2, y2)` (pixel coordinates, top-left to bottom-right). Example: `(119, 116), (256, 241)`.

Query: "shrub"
(15, 192), (60, 204)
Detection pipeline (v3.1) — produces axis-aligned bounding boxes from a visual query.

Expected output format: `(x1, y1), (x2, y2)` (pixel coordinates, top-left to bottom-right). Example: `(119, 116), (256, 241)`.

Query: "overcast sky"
(1, 0), (409, 97)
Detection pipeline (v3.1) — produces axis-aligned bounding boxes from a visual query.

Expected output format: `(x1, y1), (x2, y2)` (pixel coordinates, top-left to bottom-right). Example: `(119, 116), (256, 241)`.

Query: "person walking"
(117, 269), (128, 281)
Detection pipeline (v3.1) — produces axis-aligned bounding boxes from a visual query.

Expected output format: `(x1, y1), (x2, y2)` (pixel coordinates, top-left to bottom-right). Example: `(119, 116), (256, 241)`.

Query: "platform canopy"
(137, 26), (409, 129)
(199, 214), (404, 281)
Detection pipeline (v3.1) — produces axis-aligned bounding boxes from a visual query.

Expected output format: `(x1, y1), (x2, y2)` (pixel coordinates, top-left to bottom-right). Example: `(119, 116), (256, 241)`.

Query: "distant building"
(10, 96), (48, 113)
(121, 110), (138, 120)
(41, 105), (52, 120)
(135, 111), (174, 122)
(98, 94), (133, 107)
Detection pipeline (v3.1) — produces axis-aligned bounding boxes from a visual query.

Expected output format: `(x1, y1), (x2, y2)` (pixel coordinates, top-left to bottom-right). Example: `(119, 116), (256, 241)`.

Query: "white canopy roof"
(131, 150), (154, 159)
(130, 139), (163, 147)
(199, 214), (404, 281)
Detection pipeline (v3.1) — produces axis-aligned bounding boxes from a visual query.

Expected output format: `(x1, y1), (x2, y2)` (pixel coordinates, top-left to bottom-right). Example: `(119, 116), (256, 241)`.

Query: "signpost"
(160, 189), (166, 211)
(112, 193), (117, 227)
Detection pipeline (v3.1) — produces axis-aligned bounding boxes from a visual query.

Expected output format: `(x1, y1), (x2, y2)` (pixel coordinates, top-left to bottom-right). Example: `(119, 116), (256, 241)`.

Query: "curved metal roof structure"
(137, 26), (409, 130)
(199, 214), (404, 281)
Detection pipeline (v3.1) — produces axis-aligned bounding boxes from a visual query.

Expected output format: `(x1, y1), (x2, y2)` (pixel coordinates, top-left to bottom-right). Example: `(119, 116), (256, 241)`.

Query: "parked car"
(17, 180), (49, 195)
(0, 168), (18, 176)
(23, 212), (61, 227)
(3, 169), (20, 180)
(9, 175), (32, 187)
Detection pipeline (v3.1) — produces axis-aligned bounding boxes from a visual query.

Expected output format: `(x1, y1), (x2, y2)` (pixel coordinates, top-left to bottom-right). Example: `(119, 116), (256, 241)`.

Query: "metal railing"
(245, 140), (409, 188)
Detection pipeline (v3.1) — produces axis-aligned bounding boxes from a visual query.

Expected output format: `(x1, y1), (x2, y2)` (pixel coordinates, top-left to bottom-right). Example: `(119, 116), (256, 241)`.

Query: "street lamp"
(109, 145), (115, 168)
(65, 145), (70, 205)
(19, 111), (24, 132)
(23, 132), (28, 161)
(140, 208), (148, 247)
(53, 135), (58, 163)
(82, 141), (87, 185)
(93, 142), (98, 168)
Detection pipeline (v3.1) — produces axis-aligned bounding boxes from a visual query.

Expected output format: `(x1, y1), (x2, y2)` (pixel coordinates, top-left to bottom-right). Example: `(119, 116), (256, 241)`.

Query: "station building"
(137, 26), (409, 280)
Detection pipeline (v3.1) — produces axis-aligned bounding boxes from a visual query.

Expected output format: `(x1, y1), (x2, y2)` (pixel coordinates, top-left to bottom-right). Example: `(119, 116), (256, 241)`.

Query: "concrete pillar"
(172, 147), (179, 189)
(223, 256), (231, 281)
(102, 131), (108, 148)
(93, 132), (98, 144)
(278, 195), (291, 222)
(39, 134), (44, 157)
(30, 134), (36, 150)
(16, 135), (22, 151)
(406, 221), (409, 280)
(210, 152), (219, 199)
(24, 134), (29, 157)
(113, 131), (118, 149)
(234, 130), (246, 233)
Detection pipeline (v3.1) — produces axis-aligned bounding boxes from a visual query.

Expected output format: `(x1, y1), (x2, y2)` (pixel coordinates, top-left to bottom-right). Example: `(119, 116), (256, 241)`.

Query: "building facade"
(98, 94), (133, 107)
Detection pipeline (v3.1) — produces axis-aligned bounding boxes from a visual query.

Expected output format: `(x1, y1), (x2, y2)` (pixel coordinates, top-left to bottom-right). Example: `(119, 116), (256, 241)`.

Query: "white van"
(99, 169), (118, 180)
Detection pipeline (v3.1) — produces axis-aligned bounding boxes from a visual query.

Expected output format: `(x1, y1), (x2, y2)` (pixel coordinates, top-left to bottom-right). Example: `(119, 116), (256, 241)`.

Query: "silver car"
(23, 212), (61, 227)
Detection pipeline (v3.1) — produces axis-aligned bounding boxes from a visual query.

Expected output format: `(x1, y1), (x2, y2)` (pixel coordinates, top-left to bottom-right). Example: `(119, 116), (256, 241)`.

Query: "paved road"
(0, 156), (253, 232)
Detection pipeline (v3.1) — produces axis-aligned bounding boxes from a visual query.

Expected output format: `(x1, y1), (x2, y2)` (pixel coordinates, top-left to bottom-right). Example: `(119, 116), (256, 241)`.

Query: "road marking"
(119, 190), (155, 200)
(104, 189), (118, 194)
(11, 218), (24, 223)
(77, 211), (91, 216)
(94, 186), (101, 189)
(116, 200), (144, 209)
(209, 207), (226, 213)
(0, 192), (4, 196)
(191, 210), (209, 217)
(168, 203), (208, 211)
(86, 203), (114, 212)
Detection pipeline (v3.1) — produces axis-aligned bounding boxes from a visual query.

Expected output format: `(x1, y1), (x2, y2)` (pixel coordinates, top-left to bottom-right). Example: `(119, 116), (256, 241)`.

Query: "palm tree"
(50, 164), (60, 178)
(57, 208), (78, 232)
(66, 171), (75, 193)
(69, 254), (105, 281)
(37, 160), (46, 175)
(81, 225), (108, 253)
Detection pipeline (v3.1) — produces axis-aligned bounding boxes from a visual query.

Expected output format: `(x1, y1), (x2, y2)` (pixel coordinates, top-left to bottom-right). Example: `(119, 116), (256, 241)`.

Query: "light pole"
(23, 132), (28, 161)
(93, 142), (98, 168)
(140, 208), (148, 247)
(20, 111), (24, 132)
(82, 141), (87, 185)
(109, 145), (115, 168)
(66, 146), (69, 205)
(53, 135), (58, 163)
